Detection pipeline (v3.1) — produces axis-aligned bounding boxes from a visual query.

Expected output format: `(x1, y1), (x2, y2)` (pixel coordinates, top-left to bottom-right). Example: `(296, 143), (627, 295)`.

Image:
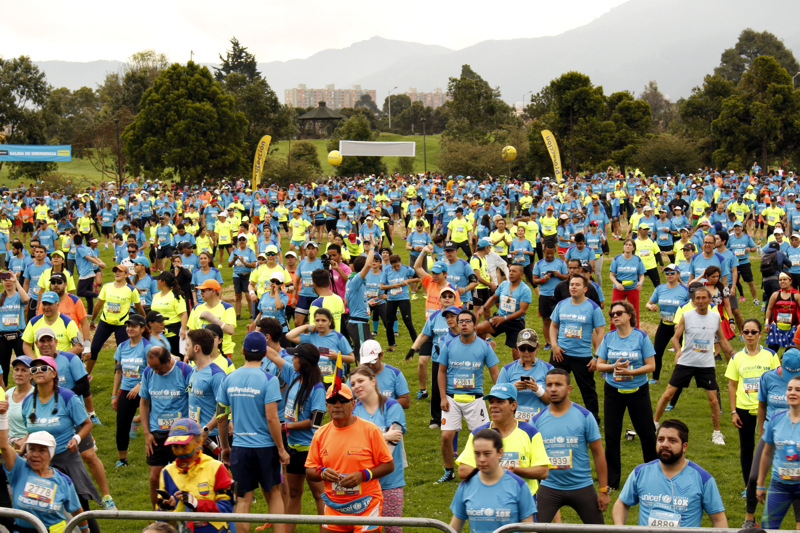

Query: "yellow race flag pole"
(540, 130), (563, 184)
(251, 135), (272, 188)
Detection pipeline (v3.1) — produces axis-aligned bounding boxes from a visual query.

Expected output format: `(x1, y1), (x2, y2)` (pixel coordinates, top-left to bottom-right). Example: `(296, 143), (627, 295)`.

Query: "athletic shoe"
(429, 422), (440, 429)
(754, 299), (760, 306)
(411, 294), (418, 301)
(741, 519), (758, 529)
(739, 296), (746, 302)
(711, 430), (726, 445)
(101, 495), (118, 510)
(115, 459), (128, 468)
(434, 469), (455, 484)
(90, 413), (102, 426)
(543, 343), (552, 351)
(648, 379), (658, 385)
(129, 422), (140, 439)
(665, 404), (674, 411)
(416, 389), (428, 400)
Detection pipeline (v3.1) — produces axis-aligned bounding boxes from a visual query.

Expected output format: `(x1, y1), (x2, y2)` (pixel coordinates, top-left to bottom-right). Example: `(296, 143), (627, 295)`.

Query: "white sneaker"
(711, 430), (725, 445)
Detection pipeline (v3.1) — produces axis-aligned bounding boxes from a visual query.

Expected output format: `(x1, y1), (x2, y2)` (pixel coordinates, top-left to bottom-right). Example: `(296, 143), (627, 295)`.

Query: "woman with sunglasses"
(0, 270), (28, 386)
(449, 428), (535, 533)
(36, 251), (75, 304)
(21, 356), (103, 528)
(725, 318), (780, 511)
(595, 300), (657, 491)
(645, 264), (690, 385)
(764, 272), (800, 354)
(254, 271), (289, 334)
(496, 328), (552, 422)
(351, 365), (406, 533)
(609, 239), (646, 326)
(190, 251), (223, 305)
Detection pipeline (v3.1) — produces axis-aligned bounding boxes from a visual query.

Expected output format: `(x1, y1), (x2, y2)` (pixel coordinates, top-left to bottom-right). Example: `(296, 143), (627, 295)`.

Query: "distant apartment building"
(405, 88), (449, 110)
(285, 84), (377, 110)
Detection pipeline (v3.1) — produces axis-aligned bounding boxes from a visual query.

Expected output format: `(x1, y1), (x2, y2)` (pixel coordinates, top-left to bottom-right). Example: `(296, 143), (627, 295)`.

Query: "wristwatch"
(202, 426), (210, 434)
(598, 486), (611, 494)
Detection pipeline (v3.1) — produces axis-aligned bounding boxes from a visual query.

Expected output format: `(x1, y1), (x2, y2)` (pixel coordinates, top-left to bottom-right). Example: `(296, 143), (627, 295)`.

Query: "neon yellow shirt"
(724, 347), (780, 414)
(99, 282), (141, 326)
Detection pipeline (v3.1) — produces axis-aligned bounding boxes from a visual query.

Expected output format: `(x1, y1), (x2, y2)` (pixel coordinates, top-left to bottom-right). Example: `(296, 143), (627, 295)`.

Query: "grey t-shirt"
(679, 308), (720, 368)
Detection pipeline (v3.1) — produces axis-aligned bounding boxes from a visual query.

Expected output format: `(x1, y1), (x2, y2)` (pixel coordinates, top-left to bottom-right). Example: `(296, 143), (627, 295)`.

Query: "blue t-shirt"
(5, 459), (82, 530)
(298, 258), (324, 298)
(689, 252), (730, 281)
(763, 409), (800, 485)
(258, 291), (289, 329)
(229, 247), (256, 276)
(375, 364), (410, 399)
(0, 292), (25, 332)
(191, 268), (223, 304)
(217, 366), (282, 448)
(364, 270), (385, 306)
(565, 245), (596, 268)
(439, 336), (500, 395)
(610, 254), (645, 290)
(618, 459), (725, 526)
(114, 338), (151, 391)
(345, 273), (369, 320)
(648, 283), (690, 326)
(280, 363), (326, 447)
(139, 361), (192, 433)
(407, 230), (432, 253)
(353, 398), (406, 490)
(299, 331), (353, 378)
(550, 298), (605, 355)
(758, 368), (791, 421)
(533, 258), (568, 296)
(728, 233), (755, 265)
(450, 470), (536, 533)
(75, 245), (95, 278)
(595, 328), (655, 389)
(509, 239), (534, 267)
(532, 403), (602, 490)
(22, 387), (89, 454)
(495, 280), (532, 319)
(381, 264), (415, 301)
(54, 351), (88, 391)
(445, 259), (474, 303)
(133, 274), (158, 307)
(497, 359), (553, 421)
(188, 362), (226, 436)
(23, 261), (51, 298)
(422, 310), (457, 363)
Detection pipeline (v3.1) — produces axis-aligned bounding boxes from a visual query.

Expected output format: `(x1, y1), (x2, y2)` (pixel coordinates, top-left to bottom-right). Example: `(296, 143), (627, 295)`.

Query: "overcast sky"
(3, 0), (629, 63)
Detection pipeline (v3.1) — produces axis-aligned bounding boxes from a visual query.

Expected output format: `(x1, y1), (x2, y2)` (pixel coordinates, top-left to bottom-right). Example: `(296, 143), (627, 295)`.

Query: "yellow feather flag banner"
(251, 135), (272, 188)
(540, 130), (563, 184)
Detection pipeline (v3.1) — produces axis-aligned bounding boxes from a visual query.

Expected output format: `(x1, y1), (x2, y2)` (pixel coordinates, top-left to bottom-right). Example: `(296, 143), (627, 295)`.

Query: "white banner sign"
(339, 141), (415, 157)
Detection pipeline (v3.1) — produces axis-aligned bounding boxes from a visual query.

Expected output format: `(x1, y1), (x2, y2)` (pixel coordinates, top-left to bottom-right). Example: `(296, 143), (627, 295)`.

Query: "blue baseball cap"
(132, 256), (150, 267)
(165, 418), (202, 446)
(243, 331), (267, 353)
(477, 237), (492, 249)
(442, 305), (462, 316)
(41, 291), (59, 304)
(12, 356), (33, 368)
(782, 348), (800, 380)
(486, 384), (518, 401)
(430, 261), (448, 274)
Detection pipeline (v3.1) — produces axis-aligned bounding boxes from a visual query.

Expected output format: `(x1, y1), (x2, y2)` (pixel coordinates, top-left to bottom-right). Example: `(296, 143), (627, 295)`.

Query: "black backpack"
(760, 249), (779, 277)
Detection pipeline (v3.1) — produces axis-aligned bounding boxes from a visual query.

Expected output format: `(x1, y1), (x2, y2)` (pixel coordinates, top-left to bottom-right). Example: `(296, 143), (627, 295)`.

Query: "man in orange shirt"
(36, 272), (91, 358)
(305, 384), (394, 533)
(413, 255), (462, 317)
(18, 204), (34, 244)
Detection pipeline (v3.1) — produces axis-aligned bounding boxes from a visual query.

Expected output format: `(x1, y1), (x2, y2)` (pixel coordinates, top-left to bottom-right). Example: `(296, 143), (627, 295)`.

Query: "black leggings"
(645, 267), (661, 288)
(165, 323), (181, 358)
(386, 299), (417, 347)
(652, 322), (675, 381)
(455, 240), (471, 260)
(430, 360), (442, 425)
(116, 390), (140, 452)
(523, 263), (534, 287)
(77, 277), (98, 315)
(90, 320), (129, 360)
(370, 304), (391, 332)
(0, 333), (24, 386)
(537, 484), (605, 524)
(736, 409), (758, 485)
(604, 383), (657, 489)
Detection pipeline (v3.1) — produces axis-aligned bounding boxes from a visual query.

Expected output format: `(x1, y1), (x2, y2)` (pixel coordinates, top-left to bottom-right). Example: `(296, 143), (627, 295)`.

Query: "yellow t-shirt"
(540, 216), (558, 236)
(252, 264), (291, 298)
(22, 314), (81, 356)
(448, 217), (473, 243)
(99, 282), (141, 326)
(490, 230), (512, 256)
(635, 238), (660, 270)
(216, 220), (232, 245)
(37, 268), (76, 292)
(150, 290), (186, 331)
(290, 218), (311, 241)
(187, 301), (237, 355)
(724, 348), (780, 414)
(470, 254), (489, 290)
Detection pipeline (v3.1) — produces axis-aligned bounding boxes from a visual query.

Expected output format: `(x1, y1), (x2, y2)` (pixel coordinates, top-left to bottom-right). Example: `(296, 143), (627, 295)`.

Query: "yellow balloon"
(328, 150), (343, 166)
(501, 145), (517, 162)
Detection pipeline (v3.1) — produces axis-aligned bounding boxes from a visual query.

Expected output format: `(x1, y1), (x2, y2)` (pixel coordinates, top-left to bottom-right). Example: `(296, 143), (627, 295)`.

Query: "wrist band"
(534, 387), (545, 398)
(0, 413), (8, 431)
(111, 396), (118, 400)
(757, 486), (767, 490)
(72, 434), (82, 446)
(361, 468), (372, 481)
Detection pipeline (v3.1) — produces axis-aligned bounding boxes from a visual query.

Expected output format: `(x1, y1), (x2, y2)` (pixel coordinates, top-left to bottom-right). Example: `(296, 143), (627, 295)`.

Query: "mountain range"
(34, 0), (800, 106)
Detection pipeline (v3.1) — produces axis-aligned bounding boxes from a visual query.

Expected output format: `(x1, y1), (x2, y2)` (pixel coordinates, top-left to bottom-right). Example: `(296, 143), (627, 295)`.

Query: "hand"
(339, 471), (364, 488)
(635, 282), (643, 290)
(405, 349), (415, 363)
(246, 322), (256, 333)
(490, 316), (505, 327)
(90, 322), (96, 331)
(384, 428), (402, 442)
(586, 358), (598, 372)
(158, 495), (177, 511)
(756, 487), (767, 504)
(613, 359), (630, 375)
(732, 411), (743, 428)
(551, 344), (563, 362)
(0, 401), (8, 415)
(145, 432), (156, 457)
(67, 437), (79, 453)
(457, 287), (466, 294)
(513, 380), (527, 391)
(177, 490), (198, 510)
(199, 310), (215, 322)
(179, 328), (186, 340)
(597, 491), (610, 512)
(111, 397), (118, 412)
(489, 282), (497, 292)
(128, 384), (141, 399)
(441, 398), (450, 412)
(221, 447), (231, 466)
(278, 448), (290, 465)
(614, 283), (624, 291)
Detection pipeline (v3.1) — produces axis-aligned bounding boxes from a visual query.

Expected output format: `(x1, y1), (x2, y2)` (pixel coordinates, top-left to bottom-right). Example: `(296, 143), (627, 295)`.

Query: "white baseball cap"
(26, 431), (56, 458)
(359, 339), (382, 364)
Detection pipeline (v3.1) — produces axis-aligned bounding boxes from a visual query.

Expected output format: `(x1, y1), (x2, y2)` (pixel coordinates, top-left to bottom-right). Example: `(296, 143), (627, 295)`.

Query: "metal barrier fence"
(63, 510), (457, 533)
(491, 523), (781, 533)
(0, 508), (49, 533)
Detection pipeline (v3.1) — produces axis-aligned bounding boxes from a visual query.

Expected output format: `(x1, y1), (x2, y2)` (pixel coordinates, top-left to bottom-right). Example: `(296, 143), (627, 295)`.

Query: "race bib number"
(453, 376), (475, 389)
(2, 316), (19, 326)
(515, 406), (538, 422)
(500, 296), (517, 313)
(331, 481), (360, 496)
(543, 225), (553, 232)
(158, 413), (180, 431)
(514, 253), (525, 263)
(122, 367), (140, 379)
(495, 244), (505, 253)
(499, 451), (520, 468)
(659, 312), (675, 323)
(188, 408), (200, 422)
(548, 450), (572, 469)
(564, 326), (582, 339)
(743, 376), (760, 394)
(734, 249), (745, 256)
(648, 509), (681, 528)
(23, 479), (56, 504)
(366, 289), (378, 298)
(640, 249), (650, 256)
(107, 302), (122, 313)
(613, 372), (633, 382)
(319, 359), (332, 376)
(303, 279), (313, 287)
(389, 288), (402, 296)
(778, 466), (800, 480)
(284, 400), (297, 422)
(693, 339), (710, 353)
(778, 312), (793, 324)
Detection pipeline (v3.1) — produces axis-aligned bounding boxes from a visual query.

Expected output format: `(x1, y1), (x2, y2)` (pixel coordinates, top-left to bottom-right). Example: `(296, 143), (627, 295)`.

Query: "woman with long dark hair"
(168, 254), (193, 310)
(150, 271), (187, 358)
(0, 270), (28, 386)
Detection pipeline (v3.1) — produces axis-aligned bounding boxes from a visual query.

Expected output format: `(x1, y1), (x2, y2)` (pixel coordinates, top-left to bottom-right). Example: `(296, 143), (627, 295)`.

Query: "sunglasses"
(518, 345), (537, 352)
(609, 310), (626, 318)
(325, 396), (351, 404)
(30, 365), (54, 374)
(664, 270), (677, 275)
(49, 280), (64, 285)
(742, 330), (761, 335)
(266, 252), (277, 256)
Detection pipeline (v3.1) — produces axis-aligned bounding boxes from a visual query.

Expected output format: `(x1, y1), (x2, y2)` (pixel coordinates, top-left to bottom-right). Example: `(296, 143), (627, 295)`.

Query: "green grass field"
(24, 229), (797, 532)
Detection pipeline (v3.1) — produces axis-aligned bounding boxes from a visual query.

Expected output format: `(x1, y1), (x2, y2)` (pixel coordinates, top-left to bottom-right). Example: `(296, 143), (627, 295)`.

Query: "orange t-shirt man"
(420, 275), (462, 317)
(18, 206), (33, 225)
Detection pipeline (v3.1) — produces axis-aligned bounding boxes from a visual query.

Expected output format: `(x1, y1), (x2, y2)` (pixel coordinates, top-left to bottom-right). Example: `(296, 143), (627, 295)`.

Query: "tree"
(43, 86), (100, 146)
(633, 134), (701, 175)
(221, 72), (292, 151)
(444, 65), (515, 142)
(677, 74), (736, 164)
(355, 93), (379, 115)
(715, 29), (800, 86)
(215, 37), (260, 82)
(288, 140), (321, 170)
(394, 101), (433, 135)
(0, 56), (55, 178)
(74, 108), (134, 187)
(638, 81), (676, 132)
(97, 50), (169, 117)
(123, 62), (249, 185)
(327, 114), (386, 177)
(606, 91), (652, 167)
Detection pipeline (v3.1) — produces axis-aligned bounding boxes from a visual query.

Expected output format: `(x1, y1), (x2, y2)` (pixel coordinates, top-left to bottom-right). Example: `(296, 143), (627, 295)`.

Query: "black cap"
(443, 240), (458, 251)
(50, 272), (68, 284)
(146, 311), (166, 323)
(125, 314), (146, 326)
(203, 323), (223, 338)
